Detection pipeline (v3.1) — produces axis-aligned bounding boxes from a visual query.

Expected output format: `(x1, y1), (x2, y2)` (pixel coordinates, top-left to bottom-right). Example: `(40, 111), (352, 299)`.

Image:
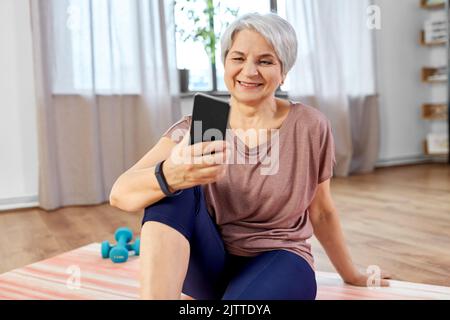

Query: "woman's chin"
(231, 91), (271, 105)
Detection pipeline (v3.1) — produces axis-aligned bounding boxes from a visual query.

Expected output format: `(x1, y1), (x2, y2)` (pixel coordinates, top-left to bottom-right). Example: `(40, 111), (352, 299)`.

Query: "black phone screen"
(189, 93), (231, 145)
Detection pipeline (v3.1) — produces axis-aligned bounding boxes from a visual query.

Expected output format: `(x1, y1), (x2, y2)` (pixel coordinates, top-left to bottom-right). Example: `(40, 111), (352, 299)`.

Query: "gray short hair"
(221, 13), (298, 75)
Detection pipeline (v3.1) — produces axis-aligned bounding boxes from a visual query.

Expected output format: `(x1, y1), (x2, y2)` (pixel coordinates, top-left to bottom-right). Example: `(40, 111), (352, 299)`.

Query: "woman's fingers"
(379, 271), (392, 287)
(380, 279), (390, 287)
(191, 140), (228, 157)
(171, 145), (227, 166)
(194, 150), (228, 165)
(179, 148), (229, 166)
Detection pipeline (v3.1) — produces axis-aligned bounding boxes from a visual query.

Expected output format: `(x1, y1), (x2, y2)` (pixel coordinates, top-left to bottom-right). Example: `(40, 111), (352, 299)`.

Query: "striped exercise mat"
(0, 243), (449, 300)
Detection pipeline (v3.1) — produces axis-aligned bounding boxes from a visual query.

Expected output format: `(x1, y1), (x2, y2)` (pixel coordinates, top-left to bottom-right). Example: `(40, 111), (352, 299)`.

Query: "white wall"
(374, 0), (447, 165)
(0, 0), (38, 210)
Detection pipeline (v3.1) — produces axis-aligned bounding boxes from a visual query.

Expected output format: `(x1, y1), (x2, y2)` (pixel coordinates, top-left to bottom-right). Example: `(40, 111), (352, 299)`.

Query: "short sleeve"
(318, 119), (336, 183)
(162, 115), (192, 144)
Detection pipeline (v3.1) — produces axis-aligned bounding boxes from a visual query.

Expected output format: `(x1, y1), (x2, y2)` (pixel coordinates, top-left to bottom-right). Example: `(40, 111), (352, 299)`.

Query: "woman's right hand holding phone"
(163, 132), (230, 192)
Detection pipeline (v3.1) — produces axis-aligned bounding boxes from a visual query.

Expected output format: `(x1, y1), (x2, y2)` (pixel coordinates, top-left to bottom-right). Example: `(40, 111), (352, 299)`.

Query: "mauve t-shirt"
(161, 102), (336, 269)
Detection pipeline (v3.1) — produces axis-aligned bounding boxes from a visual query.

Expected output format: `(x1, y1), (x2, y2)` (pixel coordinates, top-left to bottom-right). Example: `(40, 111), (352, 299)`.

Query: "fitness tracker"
(155, 160), (182, 197)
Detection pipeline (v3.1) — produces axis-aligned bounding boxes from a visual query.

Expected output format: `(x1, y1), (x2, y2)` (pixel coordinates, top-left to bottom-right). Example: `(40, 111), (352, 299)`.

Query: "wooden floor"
(0, 163), (449, 287)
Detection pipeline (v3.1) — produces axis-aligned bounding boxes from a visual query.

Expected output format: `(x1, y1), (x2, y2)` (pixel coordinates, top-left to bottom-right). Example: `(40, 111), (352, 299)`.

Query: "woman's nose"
(242, 61), (258, 77)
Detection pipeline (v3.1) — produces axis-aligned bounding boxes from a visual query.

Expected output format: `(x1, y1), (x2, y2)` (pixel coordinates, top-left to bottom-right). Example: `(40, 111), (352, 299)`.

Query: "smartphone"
(189, 93), (231, 146)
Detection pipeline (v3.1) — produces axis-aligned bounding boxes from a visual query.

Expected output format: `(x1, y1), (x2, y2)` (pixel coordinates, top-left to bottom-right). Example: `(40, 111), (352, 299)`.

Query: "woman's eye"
(260, 61), (273, 65)
(232, 57), (244, 61)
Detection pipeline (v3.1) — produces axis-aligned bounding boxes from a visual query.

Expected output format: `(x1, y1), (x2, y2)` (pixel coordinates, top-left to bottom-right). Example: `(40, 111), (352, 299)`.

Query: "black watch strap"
(155, 161), (182, 197)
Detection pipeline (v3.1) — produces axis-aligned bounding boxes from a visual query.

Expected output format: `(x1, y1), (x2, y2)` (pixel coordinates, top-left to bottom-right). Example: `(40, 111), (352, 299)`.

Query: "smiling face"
(224, 29), (285, 106)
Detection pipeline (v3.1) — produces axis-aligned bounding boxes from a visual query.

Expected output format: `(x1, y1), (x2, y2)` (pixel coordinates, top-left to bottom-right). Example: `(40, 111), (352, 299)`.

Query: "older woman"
(110, 13), (390, 300)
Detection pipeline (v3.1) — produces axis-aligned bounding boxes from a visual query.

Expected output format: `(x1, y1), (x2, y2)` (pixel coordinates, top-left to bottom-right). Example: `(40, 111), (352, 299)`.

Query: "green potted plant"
(175, 0), (239, 92)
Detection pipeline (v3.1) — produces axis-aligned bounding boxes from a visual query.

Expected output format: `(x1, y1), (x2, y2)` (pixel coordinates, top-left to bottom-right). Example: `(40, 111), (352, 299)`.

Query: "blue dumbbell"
(101, 227), (140, 263)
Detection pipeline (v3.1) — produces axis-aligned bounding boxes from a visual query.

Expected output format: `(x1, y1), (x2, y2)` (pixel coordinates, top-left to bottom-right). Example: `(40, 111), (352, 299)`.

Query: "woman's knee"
(142, 186), (201, 242)
(144, 186), (199, 215)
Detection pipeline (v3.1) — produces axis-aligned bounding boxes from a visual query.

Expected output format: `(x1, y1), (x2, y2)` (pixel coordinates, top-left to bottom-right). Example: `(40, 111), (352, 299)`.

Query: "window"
(53, 0), (140, 94)
(53, 0), (292, 94)
(174, 0), (291, 92)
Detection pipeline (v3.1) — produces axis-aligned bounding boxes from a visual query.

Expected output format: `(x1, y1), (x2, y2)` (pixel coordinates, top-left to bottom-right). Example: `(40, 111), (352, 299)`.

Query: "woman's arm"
(110, 134), (229, 212)
(109, 137), (177, 212)
(308, 179), (390, 287)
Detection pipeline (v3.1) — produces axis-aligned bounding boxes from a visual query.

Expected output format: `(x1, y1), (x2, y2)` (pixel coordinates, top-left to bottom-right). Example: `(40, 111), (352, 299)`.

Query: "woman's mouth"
(237, 80), (263, 88)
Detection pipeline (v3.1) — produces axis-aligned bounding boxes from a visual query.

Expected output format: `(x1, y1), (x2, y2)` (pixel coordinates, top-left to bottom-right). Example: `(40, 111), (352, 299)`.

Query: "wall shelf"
(420, 0), (446, 9)
(420, 0), (450, 163)
(420, 30), (446, 46)
(421, 67), (447, 82)
(424, 140), (449, 156)
(422, 103), (448, 120)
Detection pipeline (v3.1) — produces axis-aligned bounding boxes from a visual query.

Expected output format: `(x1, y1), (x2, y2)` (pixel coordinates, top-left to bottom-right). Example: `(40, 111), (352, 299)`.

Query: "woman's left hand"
(344, 270), (392, 287)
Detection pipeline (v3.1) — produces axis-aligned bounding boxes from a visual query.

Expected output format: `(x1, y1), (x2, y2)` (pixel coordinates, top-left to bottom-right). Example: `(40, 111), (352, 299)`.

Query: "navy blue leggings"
(141, 186), (317, 300)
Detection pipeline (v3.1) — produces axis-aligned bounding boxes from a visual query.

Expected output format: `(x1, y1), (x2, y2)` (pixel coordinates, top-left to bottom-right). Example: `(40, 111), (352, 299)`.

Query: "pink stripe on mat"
(0, 243), (449, 300)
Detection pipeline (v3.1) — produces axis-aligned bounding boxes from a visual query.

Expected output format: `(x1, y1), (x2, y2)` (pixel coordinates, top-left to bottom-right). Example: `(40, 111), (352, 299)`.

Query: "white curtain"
(286, 0), (379, 176)
(30, 0), (180, 210)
